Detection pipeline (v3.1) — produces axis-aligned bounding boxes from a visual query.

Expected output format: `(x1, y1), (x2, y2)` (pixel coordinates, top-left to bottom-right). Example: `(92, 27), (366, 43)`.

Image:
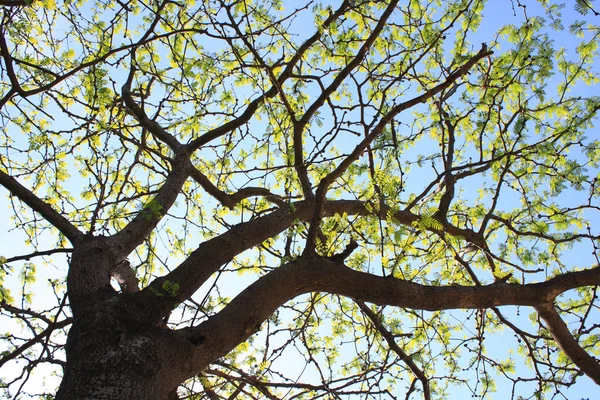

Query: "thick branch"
(0, 170), (84, 244)
(67, 237), (118, 316)
(108, 152), (191, 260)
(121, 79), (183, 151)
(132, 201), (318, 323)
(185, 256), (599, 372)
(132, 198), (488, 324)
(535, 302), (600, 384)
(133, 200), (372, 323)
(0, 0), (29, 6)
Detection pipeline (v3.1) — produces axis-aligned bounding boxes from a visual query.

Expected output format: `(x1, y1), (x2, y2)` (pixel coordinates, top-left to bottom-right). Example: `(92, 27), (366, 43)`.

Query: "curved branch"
(132, 198), (490, 324)
(189, 166), (286, 209)
(121, 77), (183, 151)
(0, 27), (178, 109)
(0, 24), (24, 94)
(535, 302), (600, 385)
(0, 169), (84, 244)
(293, 0), (401, 199)
(132, 200), (320, 324)
(119, 0), (182, 152)
(185, 256), (600, 372)
(298, 0), (399, 128)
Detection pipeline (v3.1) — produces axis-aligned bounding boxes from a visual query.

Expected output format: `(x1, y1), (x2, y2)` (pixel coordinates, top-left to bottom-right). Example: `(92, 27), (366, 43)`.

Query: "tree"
(0, 0), (599, 398)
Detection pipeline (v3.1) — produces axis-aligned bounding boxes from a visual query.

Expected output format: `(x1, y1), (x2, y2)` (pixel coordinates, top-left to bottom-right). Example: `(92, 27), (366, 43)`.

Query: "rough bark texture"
(54, 250), (600, 399)
(44, 198), (600, 399)
(55, 285), (196, 400)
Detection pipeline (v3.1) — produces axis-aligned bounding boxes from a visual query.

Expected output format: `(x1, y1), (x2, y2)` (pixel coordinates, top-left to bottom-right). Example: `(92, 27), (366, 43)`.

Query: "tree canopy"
(0, 0), (599, 398)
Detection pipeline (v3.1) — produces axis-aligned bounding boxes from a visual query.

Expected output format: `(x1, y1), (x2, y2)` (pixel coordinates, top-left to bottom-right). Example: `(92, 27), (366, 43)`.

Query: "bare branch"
(189, 166), (286, 209)
(0, 317), (71, 369)
(305, 44), (494, 252)
(2, 248), (73, 264)
(356, 300), (431, 400)
(0, 170), (84, 244)
(186, 0), (356, 152)
(535, 302), (600, 385)
(0, 298), (72, 369)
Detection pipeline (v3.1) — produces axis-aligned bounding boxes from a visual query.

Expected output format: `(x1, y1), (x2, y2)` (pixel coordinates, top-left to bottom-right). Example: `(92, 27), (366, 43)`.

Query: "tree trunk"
(55, 287), (196, 399)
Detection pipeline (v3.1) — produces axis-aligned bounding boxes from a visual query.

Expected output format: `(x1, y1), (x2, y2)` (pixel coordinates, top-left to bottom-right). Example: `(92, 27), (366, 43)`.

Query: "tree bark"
(55, 297), (197, 400)
(56, 251), (198, 400)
